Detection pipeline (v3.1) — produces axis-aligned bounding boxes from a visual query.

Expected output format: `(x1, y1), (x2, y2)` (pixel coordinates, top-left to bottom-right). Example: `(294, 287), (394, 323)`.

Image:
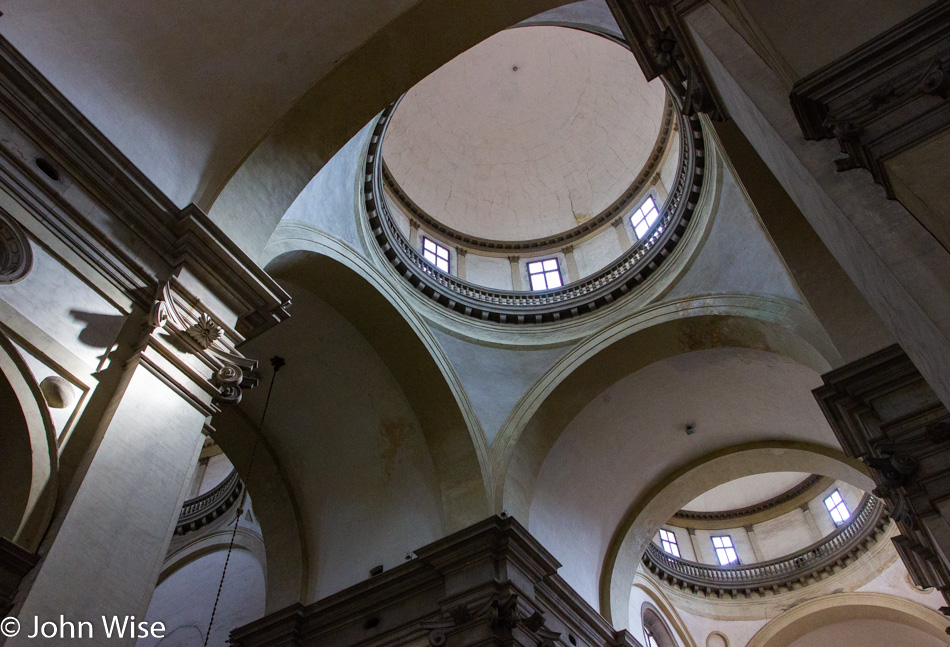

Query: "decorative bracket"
(149, 281), (258, 405)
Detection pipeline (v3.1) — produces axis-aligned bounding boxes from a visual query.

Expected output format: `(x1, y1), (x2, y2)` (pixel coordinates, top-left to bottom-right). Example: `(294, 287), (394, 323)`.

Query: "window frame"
(526, 257), (563, 291)
(823, 489), (851, 526)
(422, 236), (451, 273)
(711, 535), (739, 566)
(629, 194), (661, 241)
(658, 529), (680, 558)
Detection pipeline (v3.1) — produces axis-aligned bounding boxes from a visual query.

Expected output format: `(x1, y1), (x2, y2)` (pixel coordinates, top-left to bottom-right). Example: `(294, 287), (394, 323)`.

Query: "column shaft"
(10, 360), (208, 645)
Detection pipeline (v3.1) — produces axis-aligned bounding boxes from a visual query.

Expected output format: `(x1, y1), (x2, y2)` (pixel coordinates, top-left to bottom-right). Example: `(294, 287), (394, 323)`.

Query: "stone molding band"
(380, 97), (675, 253)
(364, 101), (704, 324)
(642, 495), (888, 598)
(671, 474), (826, 523)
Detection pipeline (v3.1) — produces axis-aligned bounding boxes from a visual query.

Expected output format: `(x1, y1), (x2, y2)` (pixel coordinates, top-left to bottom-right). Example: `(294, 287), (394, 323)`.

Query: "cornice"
(668, 475), (833, 529)
(230, 516), (639, 647)
(365, 100), (705, 324)
(789, 2), (950, 198)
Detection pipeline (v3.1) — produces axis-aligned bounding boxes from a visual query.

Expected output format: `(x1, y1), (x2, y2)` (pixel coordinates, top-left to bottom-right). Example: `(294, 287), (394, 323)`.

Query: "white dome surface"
(383, 26), (667, 241)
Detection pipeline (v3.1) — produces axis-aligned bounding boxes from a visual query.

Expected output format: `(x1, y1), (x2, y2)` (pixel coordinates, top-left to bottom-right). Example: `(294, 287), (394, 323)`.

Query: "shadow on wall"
(69, 310), (125, 351)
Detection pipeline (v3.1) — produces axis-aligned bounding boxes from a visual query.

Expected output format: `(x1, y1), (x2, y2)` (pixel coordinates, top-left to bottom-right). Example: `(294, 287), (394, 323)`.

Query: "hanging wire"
(204, 355), (285, 647)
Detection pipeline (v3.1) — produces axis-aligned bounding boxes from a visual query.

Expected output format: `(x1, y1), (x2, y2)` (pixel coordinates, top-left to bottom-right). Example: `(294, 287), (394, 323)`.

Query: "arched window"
(641, 605), (677, 647)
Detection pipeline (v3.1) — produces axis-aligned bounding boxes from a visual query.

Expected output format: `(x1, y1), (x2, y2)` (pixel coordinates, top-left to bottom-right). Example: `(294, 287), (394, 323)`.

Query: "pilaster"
(814, 344), (950, 613)
(508, 256), (522, 291)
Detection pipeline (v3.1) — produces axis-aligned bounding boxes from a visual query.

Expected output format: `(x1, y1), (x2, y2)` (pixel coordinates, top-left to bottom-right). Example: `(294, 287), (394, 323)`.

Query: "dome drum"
(365, 103), (704, 324)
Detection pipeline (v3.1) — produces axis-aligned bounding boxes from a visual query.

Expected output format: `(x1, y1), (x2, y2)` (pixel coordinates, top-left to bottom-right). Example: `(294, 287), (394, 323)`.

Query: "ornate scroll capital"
(148, 280), (258, 407)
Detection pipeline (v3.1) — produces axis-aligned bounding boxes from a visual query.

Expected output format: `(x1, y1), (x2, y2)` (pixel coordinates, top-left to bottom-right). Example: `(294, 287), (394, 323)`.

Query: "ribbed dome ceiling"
(382, 25), (667, 242)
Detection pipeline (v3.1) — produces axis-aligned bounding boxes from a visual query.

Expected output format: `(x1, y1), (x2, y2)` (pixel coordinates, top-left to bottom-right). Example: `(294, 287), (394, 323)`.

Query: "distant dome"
(382, 25), (667, 242)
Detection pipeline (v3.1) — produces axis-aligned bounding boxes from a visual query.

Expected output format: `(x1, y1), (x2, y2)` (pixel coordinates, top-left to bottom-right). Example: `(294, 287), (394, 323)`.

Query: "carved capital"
(790, 3), (950, 197)
(148, 280), (258, 407)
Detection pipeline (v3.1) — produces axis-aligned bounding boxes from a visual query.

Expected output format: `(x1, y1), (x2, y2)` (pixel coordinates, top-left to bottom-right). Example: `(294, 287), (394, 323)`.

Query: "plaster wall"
(10, 366), (207, 644)
(520, 0), (621, 37)
(664, 163), (798, 304)
(529, 347), (836, 609)
(0, 0), (421, 209)
(0, 241), (125, 368)
(884, 129), (950, 252)
(658, 129), (682, 197)
(465, 254), (513, 290)
(382, 26), (666, 241)
(198, 454), (234, 497)
(574, 227), (623, 280)
(279, 120), (374, 254)
(737, 0), (934, 80)
(430, 328), (570, 444)
(675, 604), (766, 647)
(683, 473), (806, 512)
(136, 548), (266, 647)
(685, 5), (950, 408)
(787, 619), (945, 647)
(235, 282), (445, 601)
(384, 189), (413, 239)
(628, 586), (688, 647)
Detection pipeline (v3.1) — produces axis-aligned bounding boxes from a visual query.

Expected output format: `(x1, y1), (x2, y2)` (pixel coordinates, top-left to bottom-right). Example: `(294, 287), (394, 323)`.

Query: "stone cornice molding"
(230, 515), (643, 647)
(0, 35), (290, 339)
(813, 344), (950, 613)
(380, 97), (675, 253)
(175, 469), (244, 536)
(668, 475), (833, 529)
(365, 100), (705, 324)
(789, 2), (950, 198)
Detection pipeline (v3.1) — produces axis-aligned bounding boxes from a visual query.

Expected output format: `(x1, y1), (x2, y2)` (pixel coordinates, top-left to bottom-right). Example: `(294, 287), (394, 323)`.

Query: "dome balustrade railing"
(175, 469), (244, 536)
(364, 98), (705, 324)
(642, 495), (889, 597)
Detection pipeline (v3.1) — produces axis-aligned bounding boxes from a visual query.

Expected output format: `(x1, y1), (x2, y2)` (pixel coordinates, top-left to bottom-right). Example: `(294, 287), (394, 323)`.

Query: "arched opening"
(603, 443), (875, 629)
(0, 367), (33, 539)
(642, 604), (679, 647)
(745, 593), (950, 647)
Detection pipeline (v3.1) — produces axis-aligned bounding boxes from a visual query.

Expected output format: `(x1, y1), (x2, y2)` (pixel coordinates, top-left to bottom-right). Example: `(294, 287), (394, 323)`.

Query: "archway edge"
(207, 0), (577, 259)
(744, 591), (949, 647)
(601, 442), (874, 629)
(494, 293), (839, 518)
(263, 224), (492, 526)
(635, 582), (699, 647)
(0, 333), (58, 552)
